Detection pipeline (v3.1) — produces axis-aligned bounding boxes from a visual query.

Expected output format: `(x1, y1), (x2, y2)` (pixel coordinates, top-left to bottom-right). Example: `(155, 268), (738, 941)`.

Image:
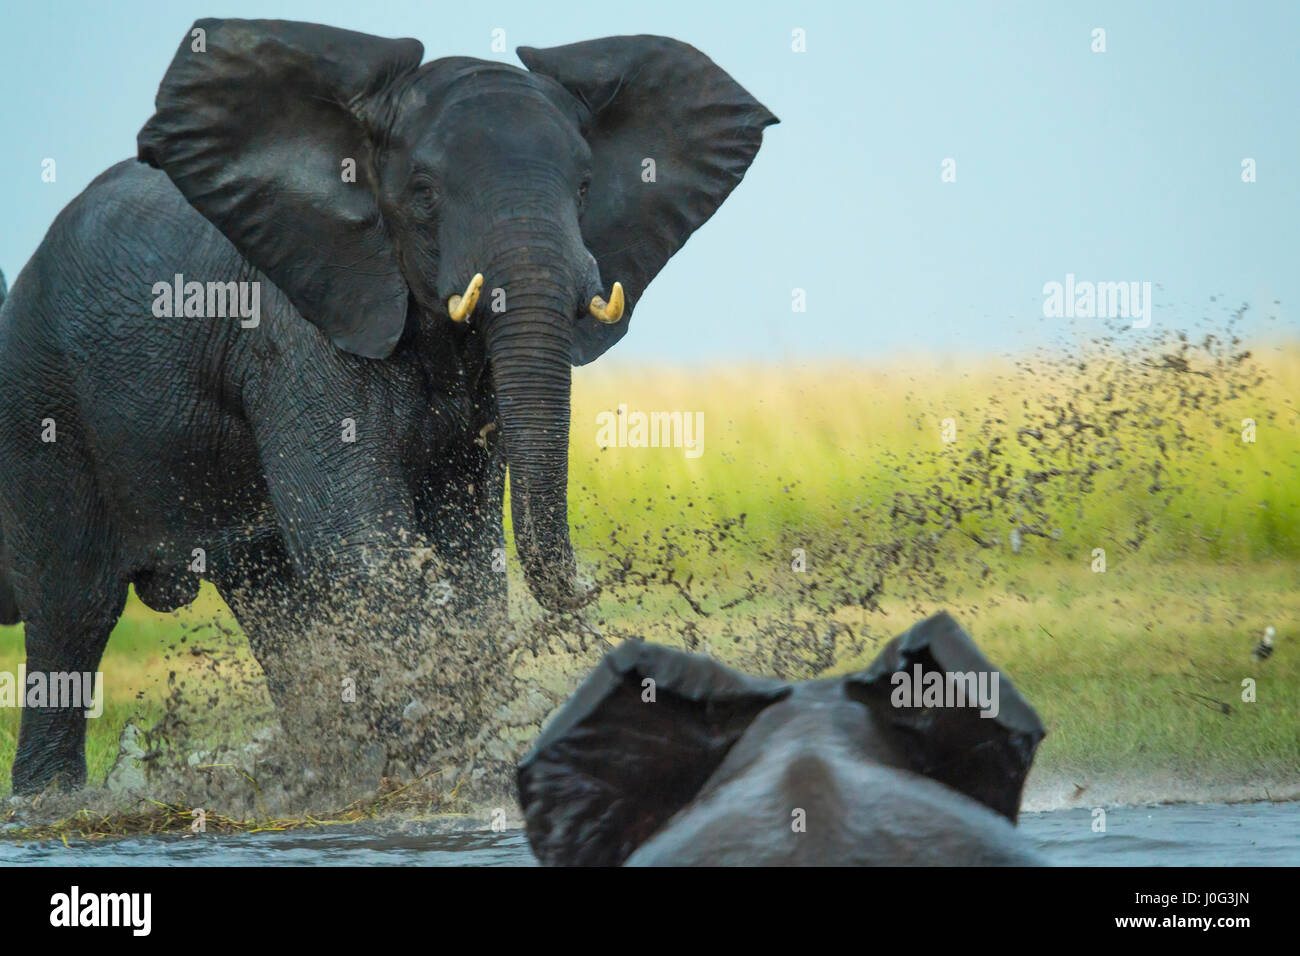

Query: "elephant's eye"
(412, 179), (439, 213)
(577, 178), (590, 207)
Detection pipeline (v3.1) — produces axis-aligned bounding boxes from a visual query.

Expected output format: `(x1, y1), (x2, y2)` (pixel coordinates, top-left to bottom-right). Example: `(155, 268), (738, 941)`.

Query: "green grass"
(565, 340), (1300, 567)
(2, 336), (1297, 800)
(2, 560), (1295, 798)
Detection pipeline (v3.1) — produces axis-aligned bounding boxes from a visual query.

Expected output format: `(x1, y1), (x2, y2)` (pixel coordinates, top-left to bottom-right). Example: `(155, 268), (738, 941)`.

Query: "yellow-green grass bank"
(2, 343), (1297, 800)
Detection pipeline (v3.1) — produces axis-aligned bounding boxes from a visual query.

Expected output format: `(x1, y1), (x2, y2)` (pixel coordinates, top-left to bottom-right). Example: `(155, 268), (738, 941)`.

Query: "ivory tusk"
(448, 273), (484, 322)
(588, 281), (625, 324)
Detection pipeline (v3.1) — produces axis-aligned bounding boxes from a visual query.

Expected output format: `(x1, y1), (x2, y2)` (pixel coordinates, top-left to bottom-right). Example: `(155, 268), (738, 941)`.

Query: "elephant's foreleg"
(4, 451), (128, 795)
(210, 541), (301, 710)
(12, 597), (125, 794)
(418, 439), (508, 624)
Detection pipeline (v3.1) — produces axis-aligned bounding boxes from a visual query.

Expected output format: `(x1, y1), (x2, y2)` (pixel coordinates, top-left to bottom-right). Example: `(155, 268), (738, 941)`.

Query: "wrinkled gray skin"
(0, 19), (775, 794)
(626, 683), (1042, 865)
(518, 612), (1047, 866)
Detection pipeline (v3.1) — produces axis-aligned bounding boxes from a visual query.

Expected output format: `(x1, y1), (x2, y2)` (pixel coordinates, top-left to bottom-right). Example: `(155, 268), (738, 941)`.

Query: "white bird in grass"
(1252, 626), (1276, 661)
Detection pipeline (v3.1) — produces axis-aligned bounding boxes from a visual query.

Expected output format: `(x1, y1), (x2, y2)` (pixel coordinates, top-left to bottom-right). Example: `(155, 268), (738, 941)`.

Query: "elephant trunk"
(482, 277), (583, 610)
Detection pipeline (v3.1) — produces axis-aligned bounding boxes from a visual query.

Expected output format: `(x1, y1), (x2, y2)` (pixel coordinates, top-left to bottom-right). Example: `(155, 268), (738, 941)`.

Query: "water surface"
(3, 801), (1295, 865)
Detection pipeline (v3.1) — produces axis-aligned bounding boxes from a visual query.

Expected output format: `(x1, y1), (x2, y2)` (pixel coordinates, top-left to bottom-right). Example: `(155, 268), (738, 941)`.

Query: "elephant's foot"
(11, 716), (90, 796)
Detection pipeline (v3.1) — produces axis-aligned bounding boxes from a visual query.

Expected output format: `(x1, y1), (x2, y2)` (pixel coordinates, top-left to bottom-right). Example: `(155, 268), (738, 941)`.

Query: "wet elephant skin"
(518, 611), (1047, 866)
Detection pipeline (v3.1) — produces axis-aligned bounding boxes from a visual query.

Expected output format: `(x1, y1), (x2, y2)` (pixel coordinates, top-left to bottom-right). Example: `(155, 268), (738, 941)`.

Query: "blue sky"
(1, 0), (1296, 362)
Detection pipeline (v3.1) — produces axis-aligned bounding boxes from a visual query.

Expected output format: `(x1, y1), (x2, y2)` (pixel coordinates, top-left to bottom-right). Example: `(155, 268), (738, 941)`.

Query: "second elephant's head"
(137, 19), (776, 609)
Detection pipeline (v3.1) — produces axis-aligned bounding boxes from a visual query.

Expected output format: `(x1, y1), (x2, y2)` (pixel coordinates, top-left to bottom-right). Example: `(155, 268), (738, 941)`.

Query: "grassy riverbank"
(1, 559), (1296, 800)
(2, 336), (1297, 802)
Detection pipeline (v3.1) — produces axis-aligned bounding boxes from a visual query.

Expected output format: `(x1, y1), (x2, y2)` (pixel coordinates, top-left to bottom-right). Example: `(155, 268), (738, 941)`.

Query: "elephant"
(0, 18), (776, 794)
(517, 612), (1048, 865)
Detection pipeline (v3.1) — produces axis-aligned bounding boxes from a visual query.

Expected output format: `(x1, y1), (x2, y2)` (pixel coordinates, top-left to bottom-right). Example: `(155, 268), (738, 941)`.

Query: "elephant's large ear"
(137, 19), (424, 359)
(845, 612), (1046, 823)
(518, 36), (777, 366)
(517, 641), (789, 866)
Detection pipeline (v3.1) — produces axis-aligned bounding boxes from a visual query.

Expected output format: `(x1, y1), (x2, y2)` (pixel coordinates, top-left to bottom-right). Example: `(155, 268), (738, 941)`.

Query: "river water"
(1, 801), (1295, 866)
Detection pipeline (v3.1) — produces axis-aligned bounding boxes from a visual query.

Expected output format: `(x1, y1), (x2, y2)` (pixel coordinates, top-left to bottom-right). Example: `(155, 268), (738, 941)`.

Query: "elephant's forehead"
(728, 686), (911, 771)
(400, 60), (579, 125)
(395, 73), (588, 167)
(787, 676), (854, 702)
(702, 693), (895, 797)
(735, 691), (872, 750)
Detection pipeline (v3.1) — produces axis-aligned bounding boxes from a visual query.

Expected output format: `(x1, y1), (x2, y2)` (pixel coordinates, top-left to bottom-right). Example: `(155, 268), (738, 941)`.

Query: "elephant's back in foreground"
(625, 732), (1046, 866)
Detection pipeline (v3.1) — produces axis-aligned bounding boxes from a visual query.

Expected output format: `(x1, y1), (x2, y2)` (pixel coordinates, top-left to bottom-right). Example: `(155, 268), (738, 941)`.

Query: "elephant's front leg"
(245, 443), (444, 777)
(417, 433), (508, 627)
(242, 384), (439, 708)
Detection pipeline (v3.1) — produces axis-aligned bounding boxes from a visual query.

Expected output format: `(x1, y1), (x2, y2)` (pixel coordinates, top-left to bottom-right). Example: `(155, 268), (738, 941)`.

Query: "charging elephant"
(0, 18), (776, 793)
(517, 612), (1047, 865)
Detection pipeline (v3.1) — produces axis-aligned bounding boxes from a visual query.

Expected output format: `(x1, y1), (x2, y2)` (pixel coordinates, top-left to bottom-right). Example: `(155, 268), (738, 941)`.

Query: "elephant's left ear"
(518, 36), (777, 366)
(517, 640), (790, 866)
(844, 612), (1047, 823)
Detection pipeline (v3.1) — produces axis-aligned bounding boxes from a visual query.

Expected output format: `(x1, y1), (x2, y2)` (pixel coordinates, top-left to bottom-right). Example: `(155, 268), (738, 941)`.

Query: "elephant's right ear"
(845, 611), (1046, 823)
(137, 19), (424, 359)
(517, 641), (790, 866)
